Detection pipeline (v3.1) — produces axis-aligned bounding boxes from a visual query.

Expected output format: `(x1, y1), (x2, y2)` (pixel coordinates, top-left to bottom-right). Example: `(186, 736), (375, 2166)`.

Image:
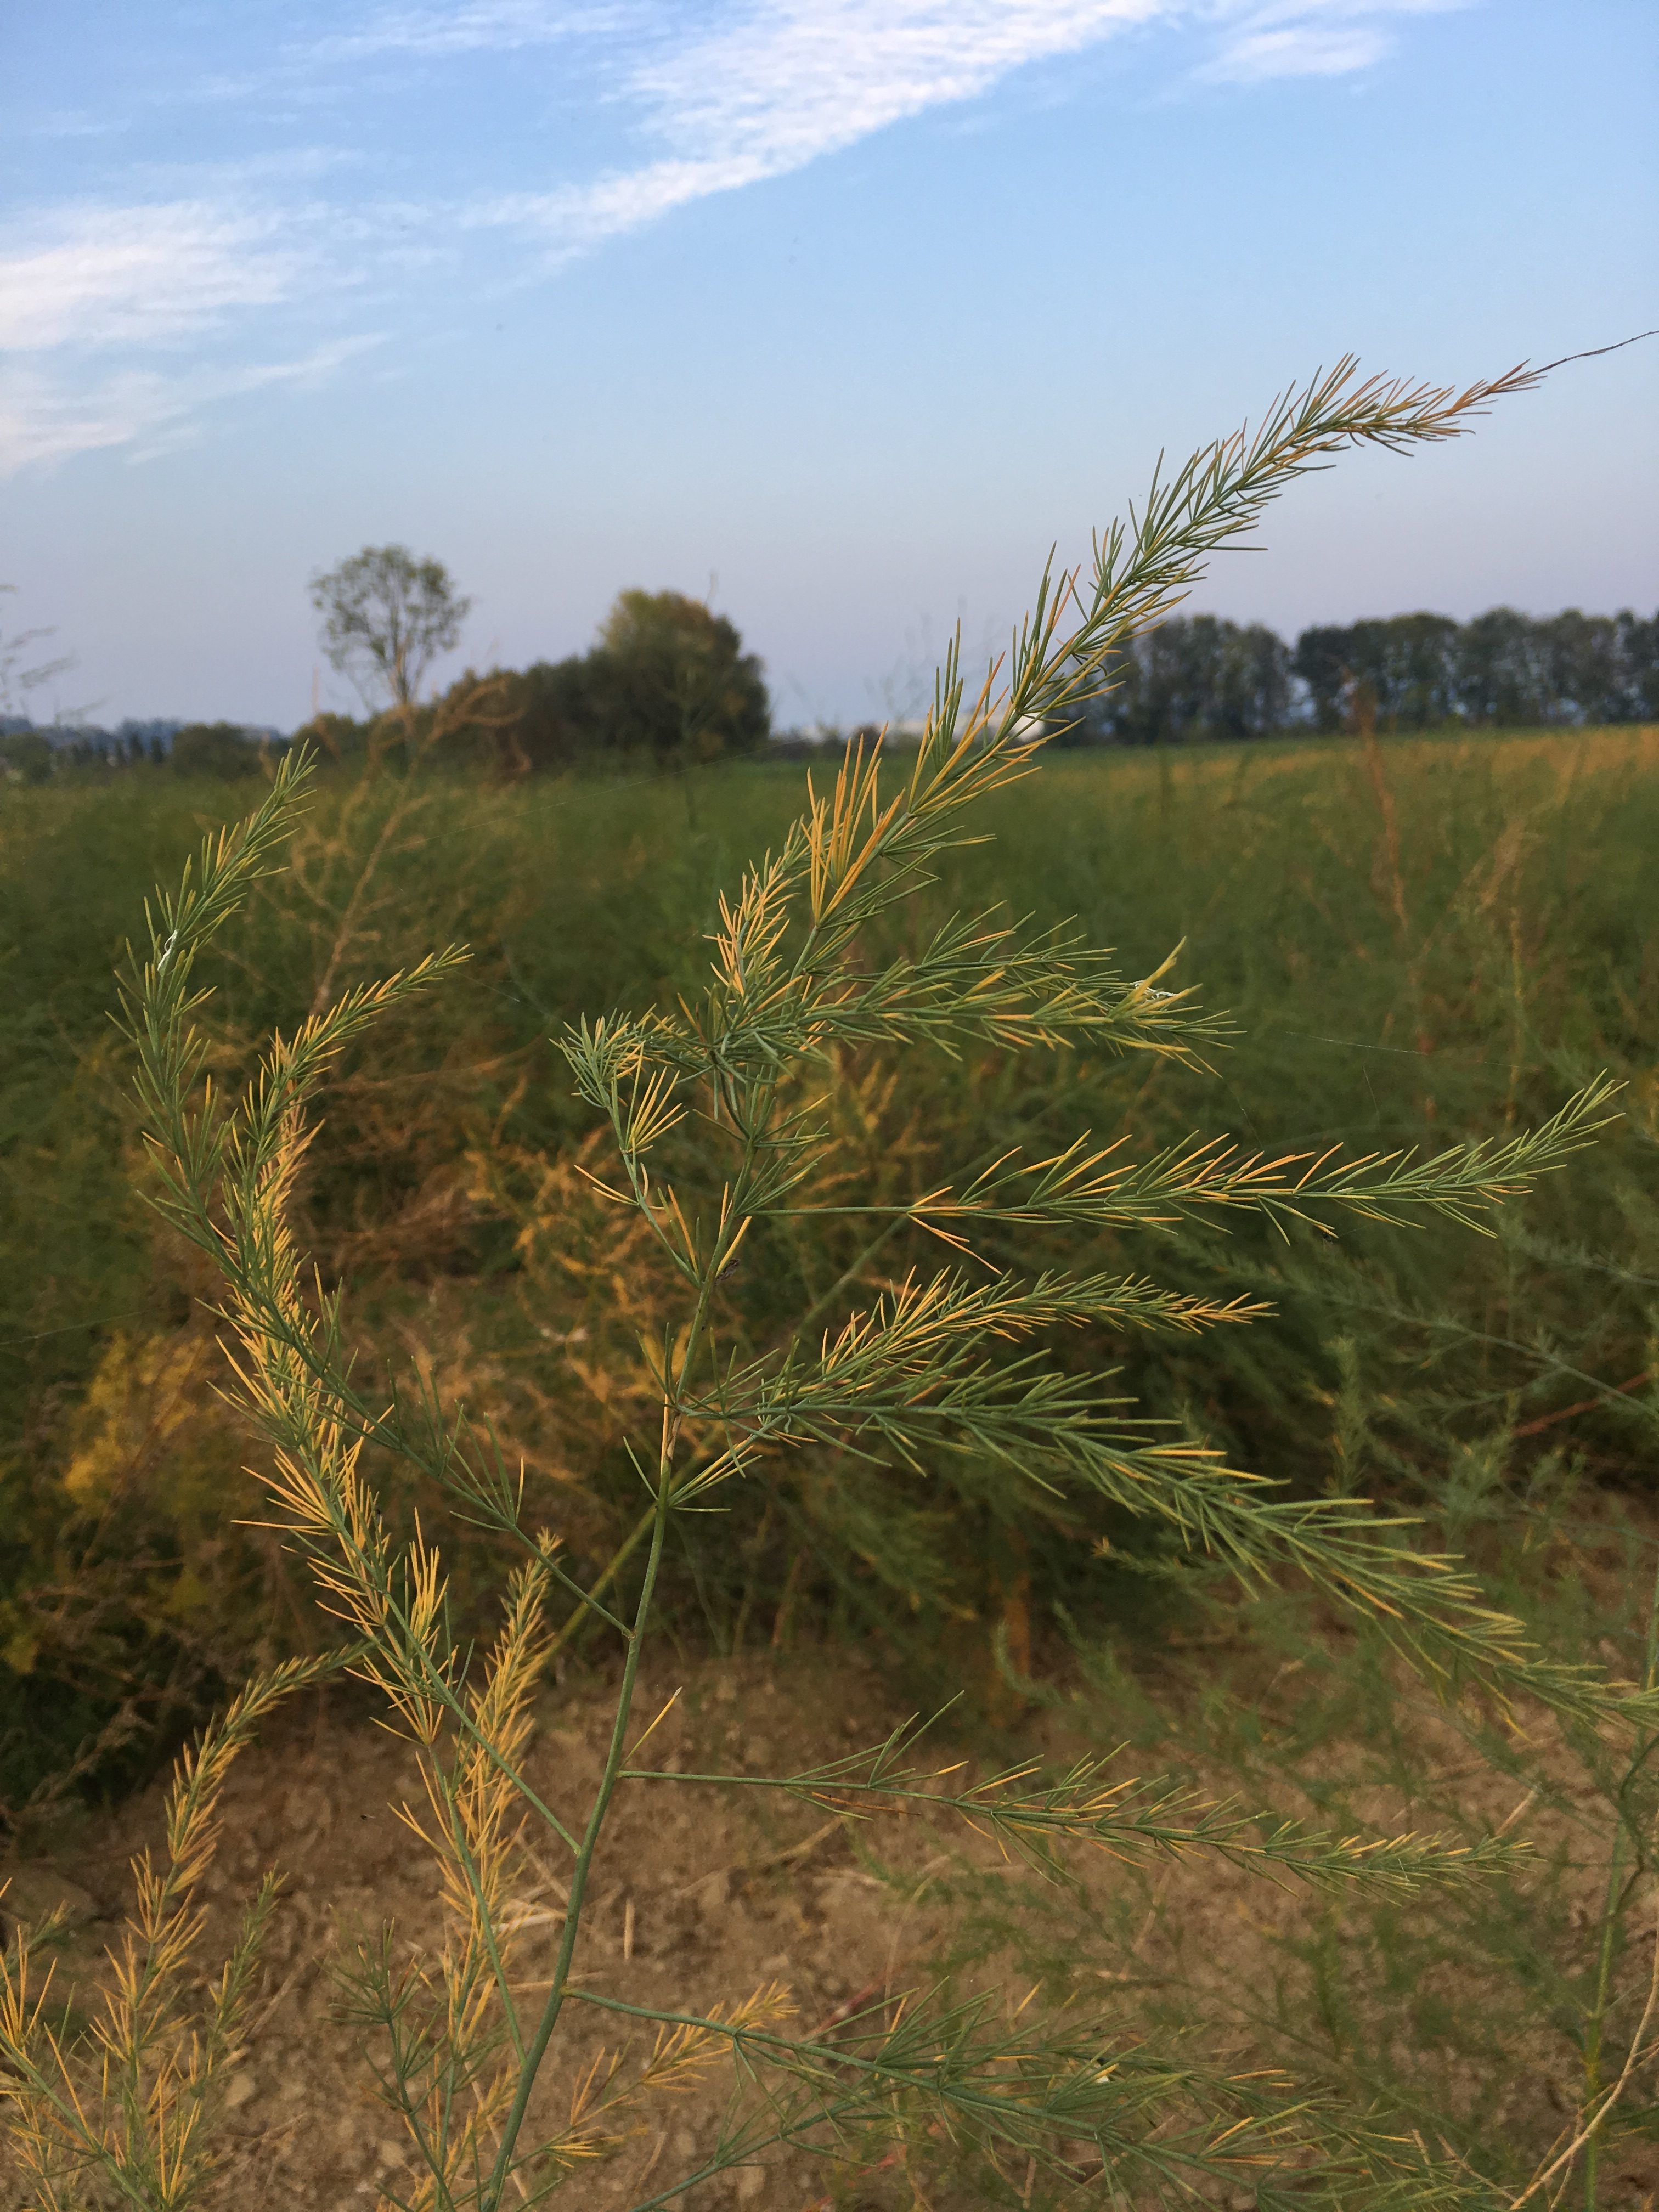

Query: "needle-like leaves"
(52, 352), (1598, 2212)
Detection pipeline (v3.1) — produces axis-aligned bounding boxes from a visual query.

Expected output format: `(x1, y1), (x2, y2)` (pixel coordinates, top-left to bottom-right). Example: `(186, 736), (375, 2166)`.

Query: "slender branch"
(1509, 1887), (1659, 2209)
(481, 1343), (701, 2205)
(612, 1763), (1525, 1894)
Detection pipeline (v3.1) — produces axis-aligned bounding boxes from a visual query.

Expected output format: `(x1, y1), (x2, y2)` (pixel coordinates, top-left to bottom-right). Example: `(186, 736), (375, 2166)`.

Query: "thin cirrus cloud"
(0, 337), (385, 476)
(306, 0), (637, 61)
(0, 201), (307, 353)
(1199, 0), (1457, 84)
(0, 198), (352, 475)
(2, 0), (1452, 475)
(1202, 21), (1389, 80)
(1206, 25), (1388, 78)
(475, 0), (1454, 252)
(478, 0), (1174, 253)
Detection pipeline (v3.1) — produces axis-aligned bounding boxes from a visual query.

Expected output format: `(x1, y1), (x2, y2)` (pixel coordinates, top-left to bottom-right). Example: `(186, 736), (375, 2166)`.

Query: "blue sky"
(3, 1), (1655, 730)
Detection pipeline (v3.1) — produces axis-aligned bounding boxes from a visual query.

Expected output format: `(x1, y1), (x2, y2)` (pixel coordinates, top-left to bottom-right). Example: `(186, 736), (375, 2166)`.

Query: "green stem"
(1583, 1561), (1659, 2209)
(479, 1482), (672, 2212)
(1582, 1824), (1629, 2211)
(482, 1198), (735, 2210)
(487, 947), (947, 2204)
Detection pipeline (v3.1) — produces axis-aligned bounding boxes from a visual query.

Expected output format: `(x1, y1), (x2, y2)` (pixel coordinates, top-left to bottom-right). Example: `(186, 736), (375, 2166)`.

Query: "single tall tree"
(308, 545), (471, 714)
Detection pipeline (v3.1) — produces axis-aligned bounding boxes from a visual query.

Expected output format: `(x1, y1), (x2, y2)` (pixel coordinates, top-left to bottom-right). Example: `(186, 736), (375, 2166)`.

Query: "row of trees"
(440, 599), (1658, 764)
(8, 544), (1654, 788)
(0, 721), (287, 784)
(1292, 605), (1659, 733)
(1059, 605), (1659, 746)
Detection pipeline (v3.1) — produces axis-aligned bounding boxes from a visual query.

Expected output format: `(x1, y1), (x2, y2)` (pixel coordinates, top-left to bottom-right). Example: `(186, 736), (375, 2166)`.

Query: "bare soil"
(4, 1652), (972, 2211)
(7, 1636), (1659, 2211)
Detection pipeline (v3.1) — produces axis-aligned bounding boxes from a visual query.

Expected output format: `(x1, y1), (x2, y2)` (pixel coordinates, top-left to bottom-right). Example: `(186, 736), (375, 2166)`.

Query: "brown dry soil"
(5, 1643), (1659, 2212)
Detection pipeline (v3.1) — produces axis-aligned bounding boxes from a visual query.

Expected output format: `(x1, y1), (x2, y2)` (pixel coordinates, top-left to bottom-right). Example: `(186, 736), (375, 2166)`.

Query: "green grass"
(1, 726), (1656, 1812)
(4, 726), (1659, 2208)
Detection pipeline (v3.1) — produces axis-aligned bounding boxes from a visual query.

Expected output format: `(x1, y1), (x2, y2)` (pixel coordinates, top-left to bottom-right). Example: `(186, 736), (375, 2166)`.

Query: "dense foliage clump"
(436, 589), (771, 775)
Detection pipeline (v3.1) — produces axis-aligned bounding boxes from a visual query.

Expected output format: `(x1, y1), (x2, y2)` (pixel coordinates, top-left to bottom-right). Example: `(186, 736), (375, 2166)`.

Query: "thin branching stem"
(66, 350), (1634, 2212)
(479, 1480), (671, 2211)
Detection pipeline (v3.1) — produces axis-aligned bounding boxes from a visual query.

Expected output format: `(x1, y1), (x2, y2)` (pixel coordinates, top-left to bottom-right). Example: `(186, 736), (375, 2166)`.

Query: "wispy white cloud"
(1200, 0), (1461, 86)
(0, 201), (307, 352)
(0, 336), (384, 476)
(0, 196), (384, 474)
(308, 0), (634, 63)
(1202, 20), (1389, 81)
(471, 0), (1460, 252)
(478, 0), (1170, 253)
(2, 0), (1462, 471)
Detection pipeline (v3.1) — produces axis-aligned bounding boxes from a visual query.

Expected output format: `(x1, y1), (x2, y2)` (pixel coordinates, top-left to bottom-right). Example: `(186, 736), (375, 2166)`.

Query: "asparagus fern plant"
(3, 353), (1638, 2211)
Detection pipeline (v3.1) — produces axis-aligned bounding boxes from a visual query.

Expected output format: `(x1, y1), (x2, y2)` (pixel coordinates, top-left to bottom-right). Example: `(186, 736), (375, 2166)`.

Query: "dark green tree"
(1454, 605), (1553, 725)
(1070, 616), (1292, 743)
(435, 592), (770, 774)
(1215, 619), (1293, 736)
(172, 723), (279, 779)
(0, 729), (53, 782)
(1356, 613), (1459, 727)
(1291, 623), (1352, 732)
(1542, 608), (1623, 724)
(1385, 611), (1460, 726)
(1293, 614), (1460, 732)
(586, 589), (770, 762)
(1617, 608), (1659, 716)
(438, 656), (596, 775)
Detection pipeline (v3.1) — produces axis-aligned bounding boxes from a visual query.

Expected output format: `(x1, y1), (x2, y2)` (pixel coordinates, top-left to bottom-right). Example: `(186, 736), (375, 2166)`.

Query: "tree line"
(1057, 603), (1659, 746)
(4, 539), (1654, 788)
(299, 550), (1659, 766)
(425, 600), (1659, 768)
(0, 720), (287, 784)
